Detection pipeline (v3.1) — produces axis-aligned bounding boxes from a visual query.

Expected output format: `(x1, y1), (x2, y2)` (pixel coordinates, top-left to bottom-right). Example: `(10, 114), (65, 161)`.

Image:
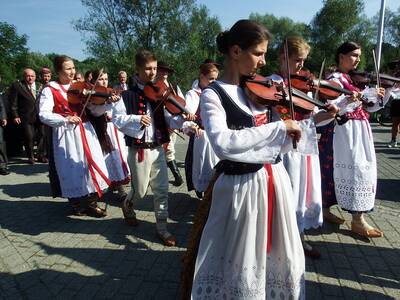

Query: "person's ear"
(230, 45), (242, 60)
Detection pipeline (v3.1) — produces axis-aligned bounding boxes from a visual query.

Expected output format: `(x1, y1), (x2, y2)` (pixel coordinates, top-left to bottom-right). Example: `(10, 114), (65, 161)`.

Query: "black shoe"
(195, 191), (203, 199)
(167, 160), (183, 186)
(0, 168), (10, 175)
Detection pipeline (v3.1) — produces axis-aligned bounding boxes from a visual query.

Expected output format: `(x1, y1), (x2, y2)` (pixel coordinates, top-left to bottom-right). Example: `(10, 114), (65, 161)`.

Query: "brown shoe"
(86, 205), (107, 218)
(157, 232), (177, 247)
(71, 203), (87, 216)
(122, 197), (138, 226)
(28, 158), (35, 165)
(351, 222), (383, 238)
(323, 210), (345, 225)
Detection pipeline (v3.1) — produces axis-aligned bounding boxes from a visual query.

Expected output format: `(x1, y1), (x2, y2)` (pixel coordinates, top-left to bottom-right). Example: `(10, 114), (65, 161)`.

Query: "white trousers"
(127, 146), (169, 220)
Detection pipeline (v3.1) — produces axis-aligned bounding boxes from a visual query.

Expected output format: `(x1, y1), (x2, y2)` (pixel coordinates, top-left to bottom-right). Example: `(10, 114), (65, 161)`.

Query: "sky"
(0, 0), (398, 61)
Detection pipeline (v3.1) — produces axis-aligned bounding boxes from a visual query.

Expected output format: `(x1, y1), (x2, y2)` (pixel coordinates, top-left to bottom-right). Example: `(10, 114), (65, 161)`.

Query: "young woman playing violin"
(89, 70), (130, 200)
(182, 20), (313, 300)
(268, 36), (339, 259)
(183, 60), (220, 199)
(38, 55), (110, 218)
(319, 42), (385, 238)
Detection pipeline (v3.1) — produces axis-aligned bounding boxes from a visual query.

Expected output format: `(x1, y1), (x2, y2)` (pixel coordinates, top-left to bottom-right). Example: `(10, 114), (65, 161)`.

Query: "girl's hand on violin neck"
(183, 113), (197, 121)
(108, 94), (120, 103)
(66, 115), (81, 124)
(140, 115), (152, 127)
(284, 119), (301, 143)
(377, 87), (385, 98)
(325, 104), (339, 116)
(348, 91), (362, 103)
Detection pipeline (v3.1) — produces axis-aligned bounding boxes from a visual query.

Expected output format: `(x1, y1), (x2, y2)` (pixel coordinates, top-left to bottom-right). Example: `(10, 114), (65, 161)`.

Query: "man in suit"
(0, 93), (9, 175)
(9, 68), (41, 164)
(114, 71), (128, 91)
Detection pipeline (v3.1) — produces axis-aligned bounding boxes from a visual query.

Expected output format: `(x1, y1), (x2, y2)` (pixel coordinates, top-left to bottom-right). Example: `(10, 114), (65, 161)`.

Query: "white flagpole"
(376, 0), (386, 68)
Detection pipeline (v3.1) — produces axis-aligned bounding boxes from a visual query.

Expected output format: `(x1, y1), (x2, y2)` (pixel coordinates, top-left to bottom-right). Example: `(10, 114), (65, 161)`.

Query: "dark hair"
(53, 55), (73, 73)
(335, 41), (361, 64)
(216, 19), (271, 54)
(84, 70), (92, 81)
(90, 69), (108, 84)
(135, 50), (157, 69)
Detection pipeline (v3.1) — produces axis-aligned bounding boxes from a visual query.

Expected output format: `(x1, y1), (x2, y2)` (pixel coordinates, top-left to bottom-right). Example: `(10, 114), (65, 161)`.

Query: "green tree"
(0, 22), (29, 83)
(309, 0), (370, 71)
(74, 0), (221, 89)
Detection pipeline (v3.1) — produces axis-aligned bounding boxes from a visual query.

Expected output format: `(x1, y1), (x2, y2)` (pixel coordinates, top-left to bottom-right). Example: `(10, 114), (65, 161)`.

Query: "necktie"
(29, 85), (36, 98)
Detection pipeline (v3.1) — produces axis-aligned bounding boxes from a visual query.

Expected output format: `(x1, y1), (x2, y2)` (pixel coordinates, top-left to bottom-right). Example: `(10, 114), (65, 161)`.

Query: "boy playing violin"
(112, 50), (185, 247)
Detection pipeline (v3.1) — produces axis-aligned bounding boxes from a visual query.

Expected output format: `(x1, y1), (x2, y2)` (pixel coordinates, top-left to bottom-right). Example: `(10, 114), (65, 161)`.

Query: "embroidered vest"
(206, 82), (265, 175)
(121, 80), (170, 147)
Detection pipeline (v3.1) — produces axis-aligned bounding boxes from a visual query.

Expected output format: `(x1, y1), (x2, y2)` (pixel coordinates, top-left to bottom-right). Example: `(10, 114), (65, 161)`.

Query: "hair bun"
(216, 30), (230, 54)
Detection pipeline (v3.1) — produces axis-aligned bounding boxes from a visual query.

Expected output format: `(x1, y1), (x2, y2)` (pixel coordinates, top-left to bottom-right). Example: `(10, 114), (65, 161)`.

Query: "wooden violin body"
(143, 79), (191, 115)
(350, 70), (400, 90)
(67, 81), (120, 105)
(290, 70), (353, 100)
(242, 74), (327, 113)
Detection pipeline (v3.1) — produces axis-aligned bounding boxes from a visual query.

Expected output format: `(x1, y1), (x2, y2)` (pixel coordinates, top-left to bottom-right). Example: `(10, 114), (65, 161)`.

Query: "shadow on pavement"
(376, 178), (400, 204)
(0, 262), (180, 299)
(1, 182), (52, 198)
(7, 161), (49, 176)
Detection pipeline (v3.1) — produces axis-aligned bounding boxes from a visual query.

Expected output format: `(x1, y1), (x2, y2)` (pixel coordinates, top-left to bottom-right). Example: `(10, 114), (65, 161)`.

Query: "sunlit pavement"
(0, 123), (399, 299)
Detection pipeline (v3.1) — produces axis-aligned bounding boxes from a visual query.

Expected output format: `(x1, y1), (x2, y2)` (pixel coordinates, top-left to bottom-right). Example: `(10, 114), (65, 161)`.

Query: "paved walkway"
(0, 123), (399, 299)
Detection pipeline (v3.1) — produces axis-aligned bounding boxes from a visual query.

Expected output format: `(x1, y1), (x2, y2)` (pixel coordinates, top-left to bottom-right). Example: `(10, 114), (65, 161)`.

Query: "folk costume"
(38, 81), (110, 214)
(186, 81), (311, 300)
(318, 71), (388, 213)
(112, 76), (181, 243)
(104, 108), (130, 187)
(268, 74), (324, 233)
(184, 80), (219, 194)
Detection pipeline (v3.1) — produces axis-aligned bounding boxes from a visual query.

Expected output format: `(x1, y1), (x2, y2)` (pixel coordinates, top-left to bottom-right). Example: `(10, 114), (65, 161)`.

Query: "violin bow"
(284, 37), (297, 149)
(78, 68), (105, 119)
(314, 58), (326, 101)
(372, 49), (384, 107)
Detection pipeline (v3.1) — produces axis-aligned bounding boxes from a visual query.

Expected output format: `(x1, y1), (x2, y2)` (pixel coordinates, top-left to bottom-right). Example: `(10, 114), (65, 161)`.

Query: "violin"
(242, 74), (328, 114)
(67, 81), (121, 105)
(290, 70), (353, 100)
(143, 79), (191, 116)
(349, 70), (400, 90)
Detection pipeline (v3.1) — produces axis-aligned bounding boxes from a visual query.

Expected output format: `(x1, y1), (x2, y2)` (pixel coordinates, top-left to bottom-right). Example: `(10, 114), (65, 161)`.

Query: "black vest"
(121, 78), (170, 147)
(206, 82), (265, 175)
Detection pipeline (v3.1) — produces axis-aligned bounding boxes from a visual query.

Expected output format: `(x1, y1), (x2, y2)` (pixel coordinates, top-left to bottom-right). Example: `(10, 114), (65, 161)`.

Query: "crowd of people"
(0, 18), (400, 299)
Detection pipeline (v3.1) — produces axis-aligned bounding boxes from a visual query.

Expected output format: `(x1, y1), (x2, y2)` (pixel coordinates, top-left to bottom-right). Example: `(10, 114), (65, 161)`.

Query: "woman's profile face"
(58, 60), (76, 84)
(339, 48), (361, 72)
(236, 40), (268, 77)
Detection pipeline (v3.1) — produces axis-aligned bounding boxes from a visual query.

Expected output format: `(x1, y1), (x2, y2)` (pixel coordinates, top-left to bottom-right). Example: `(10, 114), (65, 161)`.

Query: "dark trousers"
(0, 126), (8, 169)
(19, 121), (47, 160)
(21, 122), (35, 159)
(36, 124), (48, 159)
